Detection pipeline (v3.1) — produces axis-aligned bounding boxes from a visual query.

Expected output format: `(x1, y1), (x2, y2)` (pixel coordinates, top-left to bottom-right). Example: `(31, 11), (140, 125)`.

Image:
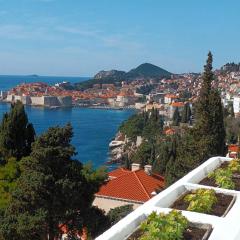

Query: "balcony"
(96, 157), (240, 240)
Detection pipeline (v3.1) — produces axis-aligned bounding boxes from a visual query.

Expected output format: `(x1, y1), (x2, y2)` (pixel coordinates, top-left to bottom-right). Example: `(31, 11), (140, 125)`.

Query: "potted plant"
(200, 159), (240, 190)
(171, 188), (234, 217)
(127, 210), (212, 240)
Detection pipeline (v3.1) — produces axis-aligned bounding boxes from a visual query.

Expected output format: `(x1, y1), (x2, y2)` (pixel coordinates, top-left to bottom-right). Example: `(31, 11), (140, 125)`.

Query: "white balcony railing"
(96, 157), (240, 240)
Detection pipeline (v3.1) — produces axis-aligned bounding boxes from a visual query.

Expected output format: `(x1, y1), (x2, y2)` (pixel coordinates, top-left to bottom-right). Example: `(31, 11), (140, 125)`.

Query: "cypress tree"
(229, 102), (235, 118)
(181, 103), (191, 123)
(153, 142), (170, 175)
(172, 107), (181, 126)
(194, 52), (226, 159)
(195, 52), (213, 133)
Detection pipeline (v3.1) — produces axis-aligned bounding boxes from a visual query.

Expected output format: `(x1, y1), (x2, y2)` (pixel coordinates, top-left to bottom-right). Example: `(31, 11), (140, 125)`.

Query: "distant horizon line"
(0, 74), (92, 78)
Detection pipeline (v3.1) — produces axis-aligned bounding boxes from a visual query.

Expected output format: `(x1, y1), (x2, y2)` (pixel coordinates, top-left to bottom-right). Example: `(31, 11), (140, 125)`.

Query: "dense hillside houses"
(2, 62), (240, 113)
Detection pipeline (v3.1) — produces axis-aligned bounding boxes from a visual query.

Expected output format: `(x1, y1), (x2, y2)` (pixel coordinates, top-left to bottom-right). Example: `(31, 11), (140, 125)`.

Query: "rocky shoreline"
(107, 131), (143, 166)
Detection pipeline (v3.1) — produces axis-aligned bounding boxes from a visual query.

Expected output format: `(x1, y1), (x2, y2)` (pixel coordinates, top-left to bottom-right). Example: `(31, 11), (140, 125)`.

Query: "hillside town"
(2, 63), (240, 117)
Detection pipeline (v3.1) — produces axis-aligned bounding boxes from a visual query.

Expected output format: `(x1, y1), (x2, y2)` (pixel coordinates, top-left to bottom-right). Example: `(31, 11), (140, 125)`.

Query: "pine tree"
(0, 157), (20, 210)
(0, 124), (107, 240)
(0, 101), (35, 160)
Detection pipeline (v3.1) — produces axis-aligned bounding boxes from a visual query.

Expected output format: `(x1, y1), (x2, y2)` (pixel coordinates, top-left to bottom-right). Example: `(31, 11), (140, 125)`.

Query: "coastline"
(0, 99), (137, 111)
(0, 101), (135, 169)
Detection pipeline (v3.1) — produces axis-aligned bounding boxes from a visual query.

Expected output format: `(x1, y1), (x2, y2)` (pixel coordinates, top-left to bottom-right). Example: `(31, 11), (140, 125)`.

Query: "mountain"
(126, 63), (172, 79)
(94, 70), (126, 80)
(74, 63), (172, 90)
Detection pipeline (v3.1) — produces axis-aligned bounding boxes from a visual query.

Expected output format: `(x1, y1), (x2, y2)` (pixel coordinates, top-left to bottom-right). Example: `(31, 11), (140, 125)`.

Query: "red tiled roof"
(228, 144), (239, 153)
(96, 168), (164, 202)
(108, 168), (130, 178)
(165, 128), (176, 135)
(165, 94), (178, 98)
(171, 102), (184, 107)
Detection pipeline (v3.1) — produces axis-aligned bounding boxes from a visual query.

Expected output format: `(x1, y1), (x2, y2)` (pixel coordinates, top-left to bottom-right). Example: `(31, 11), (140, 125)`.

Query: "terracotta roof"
(108, 168), (130, 178)
(165, 94), (178, 98)
(96, 168), (164, 202)
(228, 144), (239, 153)
(165, 128), (176, 135)
(171, 102), (184, 107)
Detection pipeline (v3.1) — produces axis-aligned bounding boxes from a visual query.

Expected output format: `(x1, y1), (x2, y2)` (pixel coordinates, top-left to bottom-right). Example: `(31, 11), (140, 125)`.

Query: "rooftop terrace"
(96, 157), (240, 240)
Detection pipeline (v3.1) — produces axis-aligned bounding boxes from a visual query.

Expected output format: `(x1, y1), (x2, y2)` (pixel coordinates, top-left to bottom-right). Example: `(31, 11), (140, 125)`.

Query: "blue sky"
(0, 0), (239, 76)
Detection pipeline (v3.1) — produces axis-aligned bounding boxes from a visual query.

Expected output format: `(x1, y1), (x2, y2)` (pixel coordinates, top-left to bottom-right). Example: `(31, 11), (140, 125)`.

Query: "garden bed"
(128, 223), (212, 240)
(126, 210), (212, 240)
(199, 161), (240, 191)
(171, 190), (234, 217)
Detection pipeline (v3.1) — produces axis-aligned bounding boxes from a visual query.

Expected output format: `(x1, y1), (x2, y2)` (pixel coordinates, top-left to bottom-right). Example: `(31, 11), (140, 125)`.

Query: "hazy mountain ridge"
(126, 63), (172, 78)
(94, 70), (126, 80)
(75, 63), (172, 90)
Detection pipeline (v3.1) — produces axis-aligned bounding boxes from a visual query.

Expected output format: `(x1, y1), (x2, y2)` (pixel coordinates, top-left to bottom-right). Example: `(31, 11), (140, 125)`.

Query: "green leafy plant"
(228, 159), (240, 173)
(139, 210), (188, 240)
(208, 168), (235, 189)
(184, 189), (217, 213)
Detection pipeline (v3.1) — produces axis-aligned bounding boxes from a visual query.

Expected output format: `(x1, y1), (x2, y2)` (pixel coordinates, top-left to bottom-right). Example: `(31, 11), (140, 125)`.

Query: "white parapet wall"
(96, 157), (240, 240)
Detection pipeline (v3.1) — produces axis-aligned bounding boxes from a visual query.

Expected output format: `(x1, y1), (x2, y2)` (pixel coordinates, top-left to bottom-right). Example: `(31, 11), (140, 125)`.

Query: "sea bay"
(0, 75), (134, 169)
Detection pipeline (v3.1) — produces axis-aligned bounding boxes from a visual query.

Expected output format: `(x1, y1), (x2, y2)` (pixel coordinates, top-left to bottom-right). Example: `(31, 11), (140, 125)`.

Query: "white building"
(233, 96), (240, 113)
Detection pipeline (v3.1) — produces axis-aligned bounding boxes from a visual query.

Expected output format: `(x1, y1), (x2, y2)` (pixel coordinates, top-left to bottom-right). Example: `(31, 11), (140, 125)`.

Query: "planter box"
(171, 190), (235, 217)
(199, 161), (240, 191)
(96, 157), (240, 240)
(126, 222), (212, 240)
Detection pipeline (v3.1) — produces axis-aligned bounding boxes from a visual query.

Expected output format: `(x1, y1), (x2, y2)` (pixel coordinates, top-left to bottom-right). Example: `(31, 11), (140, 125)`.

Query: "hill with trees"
(126, 63), (171, 79)
(75, 63), (172, 90)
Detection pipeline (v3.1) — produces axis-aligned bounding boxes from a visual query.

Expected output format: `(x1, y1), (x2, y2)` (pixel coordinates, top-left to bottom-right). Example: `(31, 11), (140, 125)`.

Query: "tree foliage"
(0, 157), (20, 211)
(172, 107), (181, 126)
(119, 109), (164, 141)
(194, 52), (226, 158)
(0, 101), (35, 160)
(181, 103), (192, 124)
(107, 204), (133, 226)
(0, 124), (107, 240)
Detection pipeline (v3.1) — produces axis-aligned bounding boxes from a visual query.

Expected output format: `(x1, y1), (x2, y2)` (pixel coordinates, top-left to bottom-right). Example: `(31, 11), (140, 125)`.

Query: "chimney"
(131, 163), (141, 172)
(144, 165), (152, 175)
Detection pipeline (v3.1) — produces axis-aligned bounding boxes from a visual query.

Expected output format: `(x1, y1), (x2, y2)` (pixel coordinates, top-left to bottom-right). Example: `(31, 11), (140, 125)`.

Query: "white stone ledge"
(96, 157), (240, 240)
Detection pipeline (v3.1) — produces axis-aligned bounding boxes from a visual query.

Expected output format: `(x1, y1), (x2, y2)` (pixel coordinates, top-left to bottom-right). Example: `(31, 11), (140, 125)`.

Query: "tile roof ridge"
(108, 169), (133, 182)
(133, 170), (151, 200)
(108, 168), (128, 177)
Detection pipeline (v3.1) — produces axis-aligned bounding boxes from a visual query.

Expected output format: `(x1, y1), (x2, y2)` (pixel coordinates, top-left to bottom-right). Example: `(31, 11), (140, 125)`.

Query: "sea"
(0, 75), (134, 169)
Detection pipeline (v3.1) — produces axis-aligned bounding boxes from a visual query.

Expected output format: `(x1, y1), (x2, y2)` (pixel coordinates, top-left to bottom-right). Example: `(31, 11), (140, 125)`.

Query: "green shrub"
(184, 189), (217, 213)
(208, 168), (235, 189)
(139, 210), (188, 240)
(107, 204), (133, 226)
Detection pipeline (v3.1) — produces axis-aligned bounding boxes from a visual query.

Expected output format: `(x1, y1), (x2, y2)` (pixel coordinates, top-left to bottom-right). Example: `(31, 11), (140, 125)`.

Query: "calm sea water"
(0, 75), (134, 169)
(0, 75), (89, 91)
